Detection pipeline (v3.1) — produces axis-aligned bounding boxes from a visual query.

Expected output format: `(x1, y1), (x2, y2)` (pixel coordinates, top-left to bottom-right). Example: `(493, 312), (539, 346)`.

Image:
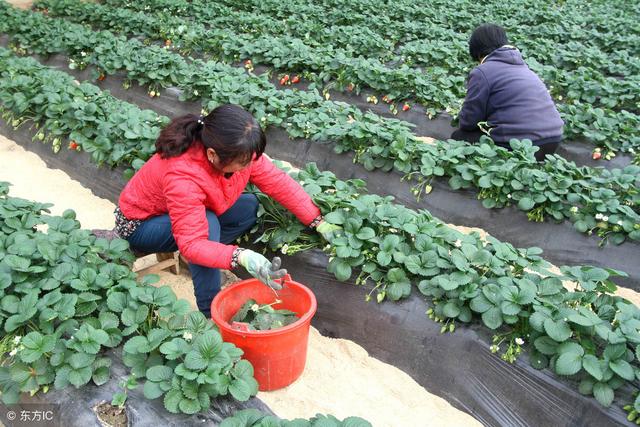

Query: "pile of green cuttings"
(230, 299), (299, 331)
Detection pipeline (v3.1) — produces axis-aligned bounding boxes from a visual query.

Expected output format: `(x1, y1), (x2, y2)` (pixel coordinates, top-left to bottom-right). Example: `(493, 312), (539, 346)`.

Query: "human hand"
(238, 249), (287, 290)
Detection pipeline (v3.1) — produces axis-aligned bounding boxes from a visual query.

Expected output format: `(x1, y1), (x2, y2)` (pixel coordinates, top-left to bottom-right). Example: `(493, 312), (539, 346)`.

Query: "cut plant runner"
(230, 299), (298, 331)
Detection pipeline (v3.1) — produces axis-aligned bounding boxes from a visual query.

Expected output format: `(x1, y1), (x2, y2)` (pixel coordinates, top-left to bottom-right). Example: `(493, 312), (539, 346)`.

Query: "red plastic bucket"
(210, 275), (317, 391)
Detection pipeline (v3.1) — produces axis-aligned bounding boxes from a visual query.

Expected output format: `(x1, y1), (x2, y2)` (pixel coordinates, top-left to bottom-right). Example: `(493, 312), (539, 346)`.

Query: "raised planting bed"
(3, 46), (640, 424)
(3, 120), (640, 426)
(0, 2), (637, 174)
(0, 183), (276, 424)
(15, 349), (274, 427)
(34, 0), (640, 160)
(1, 88), (638, 290)
(0, 46), (637, 284)
(264, 248), (632, 427)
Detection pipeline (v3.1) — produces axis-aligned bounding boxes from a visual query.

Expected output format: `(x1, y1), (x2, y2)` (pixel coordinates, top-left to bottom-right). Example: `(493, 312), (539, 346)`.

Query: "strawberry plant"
(250, 162), (640, 409)
(0, 45), (637, 248)
(0, 181), (258, 413)
(0, 48), (639, 410)
(100, 0), (640, 80)
(35, 0), (640, 157)
(111, 375), (138, 407)
(0, 0), (638, 417)
(219, 409), (371, 427)
(0, 47), (166, 177)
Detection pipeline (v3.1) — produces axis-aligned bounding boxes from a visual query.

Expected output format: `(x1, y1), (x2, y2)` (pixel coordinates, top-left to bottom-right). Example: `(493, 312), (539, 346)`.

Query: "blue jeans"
(126, 194), (259, 318)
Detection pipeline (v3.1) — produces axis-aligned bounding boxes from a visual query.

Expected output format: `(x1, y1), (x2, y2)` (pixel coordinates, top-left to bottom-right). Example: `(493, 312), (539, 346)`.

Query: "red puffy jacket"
(118, 142), (320, 269)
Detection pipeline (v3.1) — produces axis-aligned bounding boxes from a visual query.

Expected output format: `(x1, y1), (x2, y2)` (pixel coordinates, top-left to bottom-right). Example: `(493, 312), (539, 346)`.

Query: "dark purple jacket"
(458, 47), (564, 144)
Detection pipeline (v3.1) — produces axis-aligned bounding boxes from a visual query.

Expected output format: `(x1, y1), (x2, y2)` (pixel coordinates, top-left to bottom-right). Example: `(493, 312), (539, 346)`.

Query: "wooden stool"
(134, 251), (182, 277)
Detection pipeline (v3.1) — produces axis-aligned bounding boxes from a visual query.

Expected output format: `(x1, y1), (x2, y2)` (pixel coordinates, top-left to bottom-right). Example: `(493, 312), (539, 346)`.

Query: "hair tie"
(197, 115), (204, 125)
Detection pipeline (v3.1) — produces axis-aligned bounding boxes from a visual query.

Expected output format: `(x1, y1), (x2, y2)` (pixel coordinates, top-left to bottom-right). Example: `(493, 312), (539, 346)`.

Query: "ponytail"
(155, 114), (203, 158)
(155, 105), (266, 165)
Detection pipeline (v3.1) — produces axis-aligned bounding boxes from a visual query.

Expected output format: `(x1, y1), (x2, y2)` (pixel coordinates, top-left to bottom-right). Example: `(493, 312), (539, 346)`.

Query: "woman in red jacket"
(116, 104), (339, 317)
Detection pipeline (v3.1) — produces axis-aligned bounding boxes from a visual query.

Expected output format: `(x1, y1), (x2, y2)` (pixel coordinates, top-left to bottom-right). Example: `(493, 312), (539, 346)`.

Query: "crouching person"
(115, 104), (338, 318)
(452, 24), (564, 161)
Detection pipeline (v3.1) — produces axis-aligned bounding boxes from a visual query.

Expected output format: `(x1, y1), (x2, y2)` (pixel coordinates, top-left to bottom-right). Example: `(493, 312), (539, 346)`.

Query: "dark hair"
(155, 104), (266, 165)
(469, 24), (509, 61)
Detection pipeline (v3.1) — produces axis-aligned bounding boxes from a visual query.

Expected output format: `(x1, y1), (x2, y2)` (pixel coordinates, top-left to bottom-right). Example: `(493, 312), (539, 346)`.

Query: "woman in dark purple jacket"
(452, 24), (564, 161)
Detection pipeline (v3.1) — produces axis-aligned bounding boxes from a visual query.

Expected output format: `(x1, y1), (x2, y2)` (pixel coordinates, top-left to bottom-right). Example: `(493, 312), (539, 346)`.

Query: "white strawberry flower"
(570, 206), (578, 214)
(515, 337), (525, 345)
(13, 336), (21, 344)
(595, 213), (603, 220)
(507, 194), (512, 199)
(602, 215), (609, 222)
(281, 244), (289, 255)
(251, 304), (260, 312)
(9, 348), (17, 357)
(454, 239), (462, 248)
(182, 332), (193, 341)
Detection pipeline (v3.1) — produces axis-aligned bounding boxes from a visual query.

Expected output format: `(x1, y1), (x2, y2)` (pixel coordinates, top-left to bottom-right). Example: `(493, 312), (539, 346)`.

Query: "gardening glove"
(238, 249), (287, 290)
(316, 220), (342, 242)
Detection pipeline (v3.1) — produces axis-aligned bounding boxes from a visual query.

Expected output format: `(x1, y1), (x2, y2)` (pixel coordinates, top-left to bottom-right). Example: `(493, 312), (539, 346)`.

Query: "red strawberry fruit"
(592, 148), (602, 160)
